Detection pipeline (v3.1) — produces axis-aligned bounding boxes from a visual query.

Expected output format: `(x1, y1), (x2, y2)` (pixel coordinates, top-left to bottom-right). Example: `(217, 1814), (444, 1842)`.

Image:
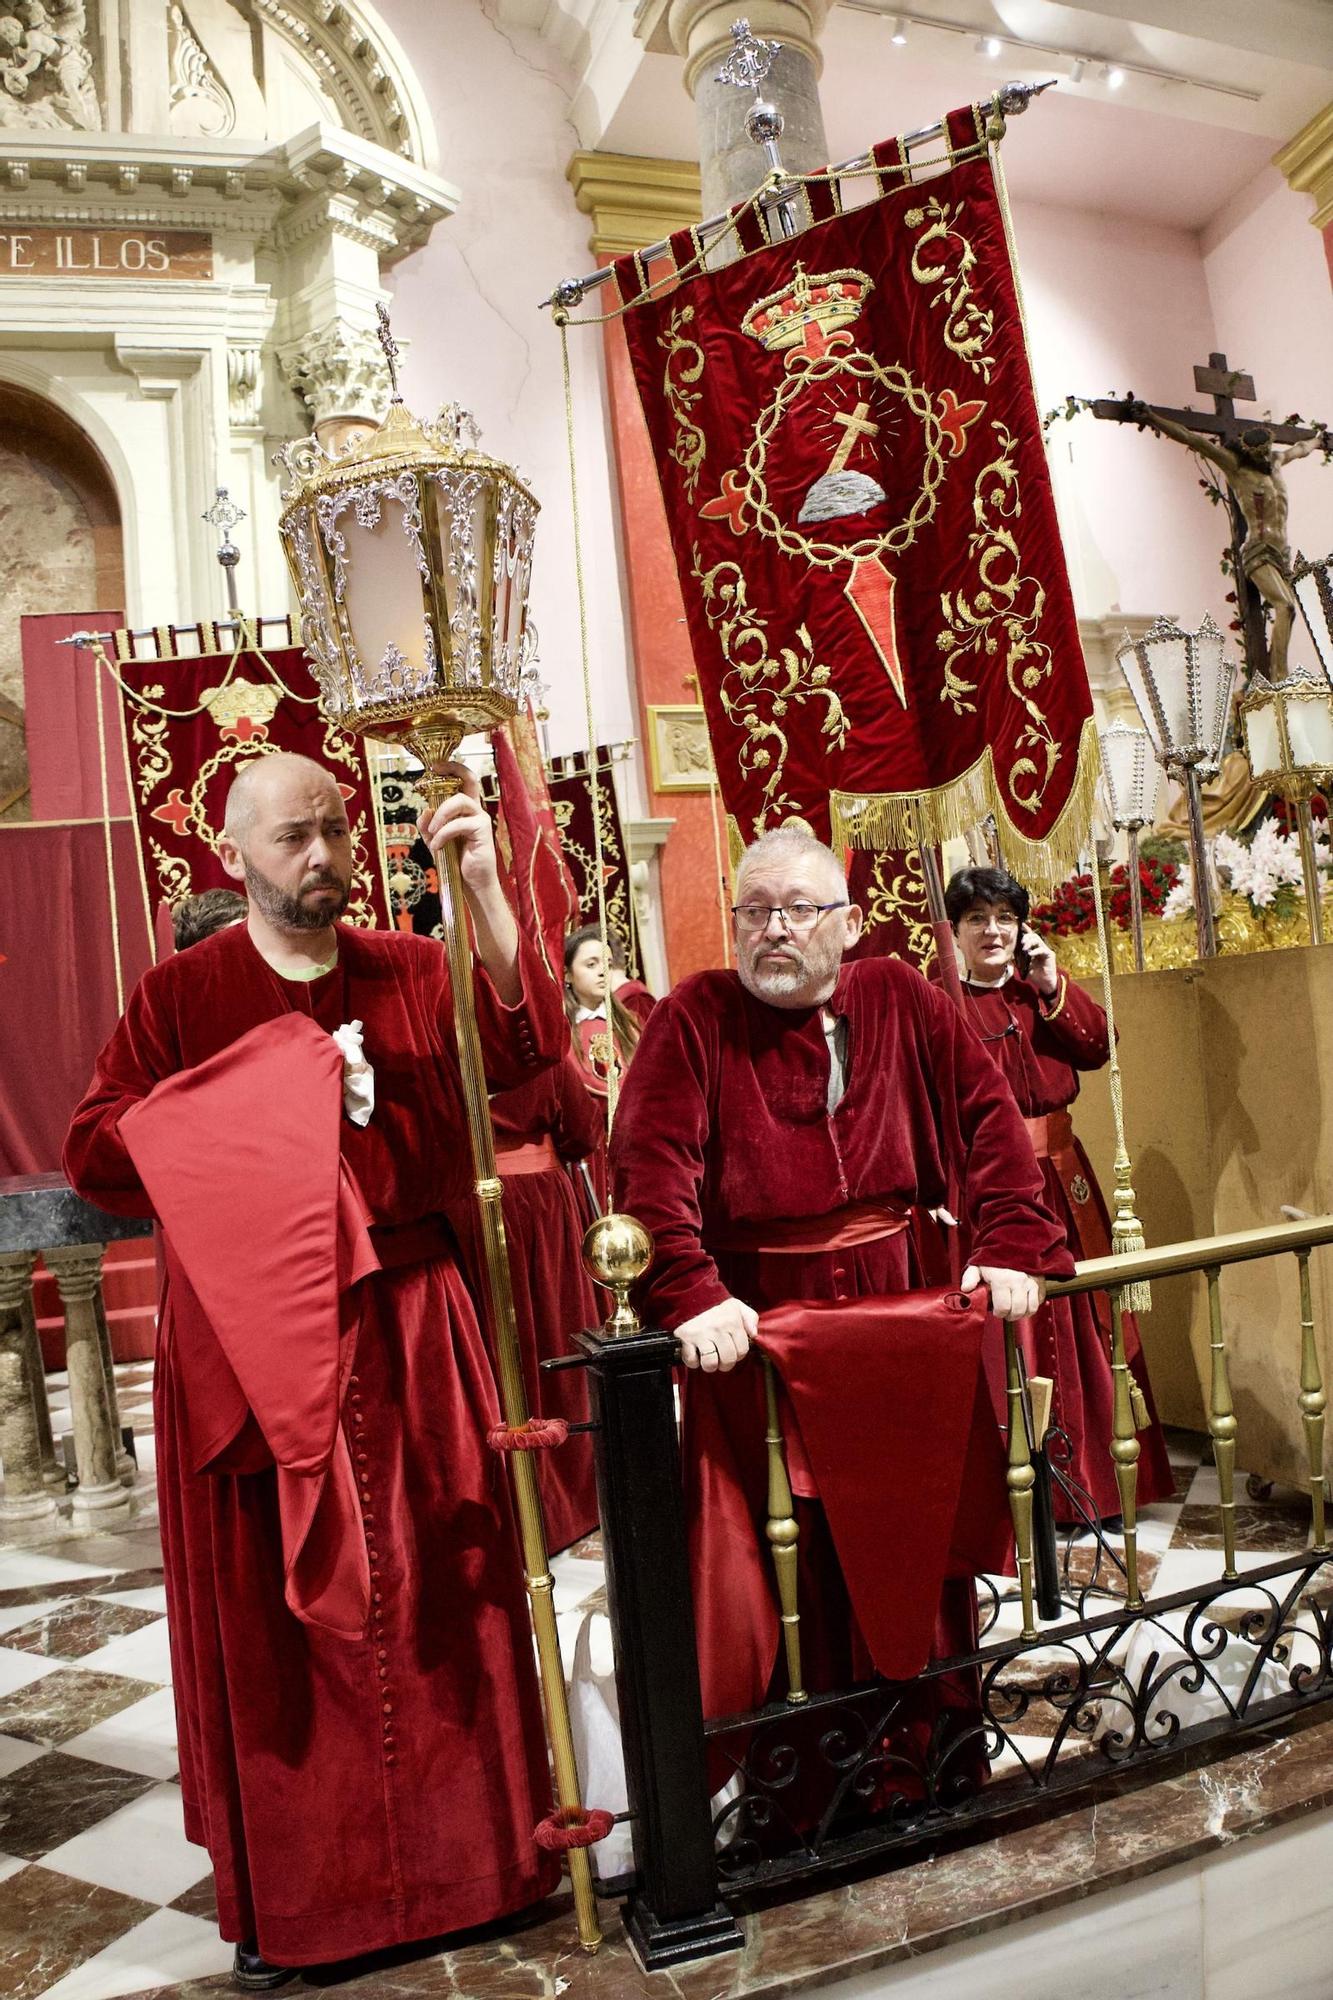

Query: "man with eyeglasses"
(610, 823), (1072, 1742)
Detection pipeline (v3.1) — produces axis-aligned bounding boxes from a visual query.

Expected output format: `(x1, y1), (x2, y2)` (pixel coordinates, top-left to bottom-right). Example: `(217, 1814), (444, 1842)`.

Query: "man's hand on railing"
(961, 1265), (1046, 1321)
(674, 1298), (758, 1373)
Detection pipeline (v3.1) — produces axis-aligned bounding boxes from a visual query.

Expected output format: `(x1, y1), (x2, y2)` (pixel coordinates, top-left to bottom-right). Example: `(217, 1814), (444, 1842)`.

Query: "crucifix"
(1091, 355), (1331, 681)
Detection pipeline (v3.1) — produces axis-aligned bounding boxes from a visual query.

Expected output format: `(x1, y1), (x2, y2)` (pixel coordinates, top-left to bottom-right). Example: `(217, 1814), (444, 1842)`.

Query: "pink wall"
(1008, 197), (1232, 635)
(1202, 165), (1333, 568)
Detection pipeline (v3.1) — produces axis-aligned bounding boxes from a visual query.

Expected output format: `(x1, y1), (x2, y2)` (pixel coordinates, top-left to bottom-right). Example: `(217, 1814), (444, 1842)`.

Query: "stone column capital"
(638, 0), (832, 94)
(1274, 100), (1333, 230)
(45, 1242), (106, 1305)
(276, 321), (391, 430)
(0, 1250), (37, 1314)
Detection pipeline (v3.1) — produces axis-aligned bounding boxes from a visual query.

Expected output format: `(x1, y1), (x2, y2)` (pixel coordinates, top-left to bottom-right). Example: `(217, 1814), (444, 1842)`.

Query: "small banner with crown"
(613, 105), (1096, 885)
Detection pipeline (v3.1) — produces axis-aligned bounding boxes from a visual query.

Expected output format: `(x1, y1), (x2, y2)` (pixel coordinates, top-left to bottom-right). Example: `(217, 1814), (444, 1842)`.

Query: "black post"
(575, 1321), (744, 1970)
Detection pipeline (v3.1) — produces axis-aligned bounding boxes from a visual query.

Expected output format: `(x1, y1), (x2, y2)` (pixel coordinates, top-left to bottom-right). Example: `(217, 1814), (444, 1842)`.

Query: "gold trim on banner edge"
(828, 714), (1100, 893)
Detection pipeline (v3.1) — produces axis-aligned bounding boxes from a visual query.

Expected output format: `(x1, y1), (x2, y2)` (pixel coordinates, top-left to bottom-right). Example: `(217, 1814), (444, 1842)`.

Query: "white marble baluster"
(0, 1249), (60, 1538)
(46, 1244), (133, 1531)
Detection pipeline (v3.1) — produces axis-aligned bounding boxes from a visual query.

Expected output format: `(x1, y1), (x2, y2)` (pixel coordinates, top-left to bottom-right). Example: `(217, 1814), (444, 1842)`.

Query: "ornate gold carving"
(660, 304), (706, 501)
(691, 546), (848, 834)
(905, 196), (996, 382)
(937, 423), (1061, 815)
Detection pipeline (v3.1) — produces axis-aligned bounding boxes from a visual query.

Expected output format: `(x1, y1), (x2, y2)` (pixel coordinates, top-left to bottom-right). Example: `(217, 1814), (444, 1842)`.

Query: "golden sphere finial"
(582, 1213), (654, 1337)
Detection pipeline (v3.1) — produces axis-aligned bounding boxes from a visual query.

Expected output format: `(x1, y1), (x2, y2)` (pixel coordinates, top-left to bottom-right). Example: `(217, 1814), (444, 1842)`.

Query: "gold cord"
(557, 312), (619, 1134)
(706, 755), (732, 968)
(97, 624), (318, 720)
(1088, 848), (1151, 1313)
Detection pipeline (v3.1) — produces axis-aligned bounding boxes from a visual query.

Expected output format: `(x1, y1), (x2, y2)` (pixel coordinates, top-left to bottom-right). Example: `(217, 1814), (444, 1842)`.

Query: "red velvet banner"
(0, 821), (152, 1173)
(615, 108), (1096, 886)
(110, 639), (389, 931)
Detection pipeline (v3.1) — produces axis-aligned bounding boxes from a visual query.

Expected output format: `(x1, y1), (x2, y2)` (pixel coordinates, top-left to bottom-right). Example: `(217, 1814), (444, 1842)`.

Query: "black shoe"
(232, 1942), (295, 1991)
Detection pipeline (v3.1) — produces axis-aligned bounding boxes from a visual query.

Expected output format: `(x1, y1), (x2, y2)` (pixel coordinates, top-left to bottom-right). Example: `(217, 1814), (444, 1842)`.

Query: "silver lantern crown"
(1115, 613), (1239, 960)
(275, 307), (538, 785)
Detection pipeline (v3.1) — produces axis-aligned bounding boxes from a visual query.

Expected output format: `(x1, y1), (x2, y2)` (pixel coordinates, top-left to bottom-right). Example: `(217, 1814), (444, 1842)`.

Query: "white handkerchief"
(331, 1019), (375, 1127)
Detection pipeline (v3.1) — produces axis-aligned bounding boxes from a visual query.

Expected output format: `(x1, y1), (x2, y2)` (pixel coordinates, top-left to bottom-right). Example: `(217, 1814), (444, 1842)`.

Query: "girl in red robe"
(943, 865), (1173, 1522)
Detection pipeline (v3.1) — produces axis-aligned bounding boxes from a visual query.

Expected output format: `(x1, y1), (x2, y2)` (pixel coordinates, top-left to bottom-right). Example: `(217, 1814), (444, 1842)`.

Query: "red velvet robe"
(447, 1050), (603, 1554)
(609, 957), (1074, 1724)
(63, 920), (565, 1966)
(956, 969), (1173, 1519)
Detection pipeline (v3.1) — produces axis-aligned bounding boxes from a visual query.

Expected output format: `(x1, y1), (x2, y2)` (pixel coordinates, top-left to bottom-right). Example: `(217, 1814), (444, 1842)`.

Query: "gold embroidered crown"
(740, 263), (873, 353)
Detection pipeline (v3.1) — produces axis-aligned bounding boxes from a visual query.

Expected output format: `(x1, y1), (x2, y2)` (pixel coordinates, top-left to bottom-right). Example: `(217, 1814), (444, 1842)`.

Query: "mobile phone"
(1015, 928), (1033, 979)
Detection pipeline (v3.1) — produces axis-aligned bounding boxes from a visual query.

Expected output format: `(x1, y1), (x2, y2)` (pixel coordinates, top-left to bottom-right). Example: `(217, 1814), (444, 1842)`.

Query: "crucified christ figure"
(1126, 400), (1329, 680)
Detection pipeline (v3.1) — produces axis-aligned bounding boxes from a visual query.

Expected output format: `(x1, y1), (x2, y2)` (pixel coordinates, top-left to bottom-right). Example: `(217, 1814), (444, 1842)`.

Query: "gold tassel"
(1129, 1380), (1151, 1432)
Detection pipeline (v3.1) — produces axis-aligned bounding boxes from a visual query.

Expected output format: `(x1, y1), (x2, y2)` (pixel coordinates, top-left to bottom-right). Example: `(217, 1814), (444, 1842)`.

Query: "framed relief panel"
(648, 703), (715, 793)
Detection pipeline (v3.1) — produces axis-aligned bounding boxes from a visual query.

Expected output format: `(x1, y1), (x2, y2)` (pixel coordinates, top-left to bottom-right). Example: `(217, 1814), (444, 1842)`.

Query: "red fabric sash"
(755, 1287), (1012, 1680)
(712, 1200), (912, 1256)
(495, 1135), (560, 1177)
(1022, 1109), (1074, 1158)
(120, 1014), (381, 1642)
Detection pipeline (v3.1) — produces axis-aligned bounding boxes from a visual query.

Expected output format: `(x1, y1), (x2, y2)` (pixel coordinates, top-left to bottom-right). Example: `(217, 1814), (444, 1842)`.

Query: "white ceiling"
(502, 0), (1333, 234)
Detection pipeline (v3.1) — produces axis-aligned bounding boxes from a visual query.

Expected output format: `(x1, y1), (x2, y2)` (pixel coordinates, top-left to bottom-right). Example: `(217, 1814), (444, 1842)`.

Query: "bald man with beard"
(65, 753), (565, 1985)
(610, 825), (1074, 1777)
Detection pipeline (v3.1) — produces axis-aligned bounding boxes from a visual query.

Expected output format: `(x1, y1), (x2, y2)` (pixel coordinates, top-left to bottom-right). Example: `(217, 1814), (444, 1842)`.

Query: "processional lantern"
(275, 307), (605, 1953)
(275, 310), (538, 792)
(1115, 614), (1238, 960)
(1098, 720), (1163, 973)
(1239, 666), (1333, 946)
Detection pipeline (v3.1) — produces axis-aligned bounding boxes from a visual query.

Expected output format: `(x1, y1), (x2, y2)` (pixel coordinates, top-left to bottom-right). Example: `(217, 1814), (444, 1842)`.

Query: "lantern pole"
(416, 744), (603, 1952)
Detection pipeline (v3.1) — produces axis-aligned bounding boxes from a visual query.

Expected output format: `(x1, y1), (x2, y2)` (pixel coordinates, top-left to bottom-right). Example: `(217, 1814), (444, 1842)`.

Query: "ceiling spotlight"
(889, 14), (908, 43)
(1068, 57), (1085, 83)
(1106, 65), (1126, 88)
(976, 34), (1003, 57)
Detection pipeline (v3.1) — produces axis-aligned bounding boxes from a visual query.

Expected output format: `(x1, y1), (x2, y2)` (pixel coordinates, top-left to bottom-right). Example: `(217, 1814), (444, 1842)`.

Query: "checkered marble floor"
(0, 1387), (1321, 1999)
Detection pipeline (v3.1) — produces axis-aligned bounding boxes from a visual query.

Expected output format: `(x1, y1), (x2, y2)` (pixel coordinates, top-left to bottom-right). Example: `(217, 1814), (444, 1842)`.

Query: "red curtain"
(616, 107), (1095, 887)
(21, 609), (128, 820)
(0, 820), (152, 1174)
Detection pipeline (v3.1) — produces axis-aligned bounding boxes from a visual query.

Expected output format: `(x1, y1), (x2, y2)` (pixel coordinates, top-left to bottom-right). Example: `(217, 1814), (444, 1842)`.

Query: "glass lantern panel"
(1243, 697), (1282, 780)
(1193, 630), (1234, 761)
(1143, 633), (1194, 753)
(1295, 565), (1333, 688)
(492, 484), (536, 699)
(332, 488), (433, 707)
(1117, 643), (1169, 761)
(1100, 725), (1153, 824)
(1286, 691), (1333, 772)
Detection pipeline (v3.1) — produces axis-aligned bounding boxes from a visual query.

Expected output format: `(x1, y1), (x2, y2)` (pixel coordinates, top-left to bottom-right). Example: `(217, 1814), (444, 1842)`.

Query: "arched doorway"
(0, 384), (125, 820)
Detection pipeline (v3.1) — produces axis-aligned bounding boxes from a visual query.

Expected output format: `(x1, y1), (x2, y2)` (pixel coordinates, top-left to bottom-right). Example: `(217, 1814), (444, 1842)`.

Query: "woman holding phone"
(943, 866), (1172, 1525)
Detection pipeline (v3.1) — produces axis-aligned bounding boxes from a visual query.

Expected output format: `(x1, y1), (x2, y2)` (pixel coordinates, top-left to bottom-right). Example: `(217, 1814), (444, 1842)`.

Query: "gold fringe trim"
(827, 715), (1101, 894)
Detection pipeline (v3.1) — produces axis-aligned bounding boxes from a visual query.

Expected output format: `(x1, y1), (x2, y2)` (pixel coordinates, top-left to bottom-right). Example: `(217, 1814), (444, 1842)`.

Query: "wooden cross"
(1091, 354), (1321, 678)
(828, 400), (879, 476)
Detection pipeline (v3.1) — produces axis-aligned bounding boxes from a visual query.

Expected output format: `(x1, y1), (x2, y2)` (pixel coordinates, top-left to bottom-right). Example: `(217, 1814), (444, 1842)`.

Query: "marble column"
(45, 1245), (133, 1531)
(637, 0), (832, 219)
(0, 1250), (59, 1539)
(1275, 100), (1333, 290)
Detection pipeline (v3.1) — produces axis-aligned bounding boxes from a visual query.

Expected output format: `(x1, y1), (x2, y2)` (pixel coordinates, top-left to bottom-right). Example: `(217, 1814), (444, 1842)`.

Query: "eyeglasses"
(731, 900), (849, 935)
(958, 909), (1021, 933)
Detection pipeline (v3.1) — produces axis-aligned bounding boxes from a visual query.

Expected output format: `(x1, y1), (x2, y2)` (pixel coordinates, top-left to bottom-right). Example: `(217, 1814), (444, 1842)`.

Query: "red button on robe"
(955, 970), (1172, 1521)
(63, 920), (565, 1967)
(447, 1048), (604, 1554)
(610, 957), (1074, 1728)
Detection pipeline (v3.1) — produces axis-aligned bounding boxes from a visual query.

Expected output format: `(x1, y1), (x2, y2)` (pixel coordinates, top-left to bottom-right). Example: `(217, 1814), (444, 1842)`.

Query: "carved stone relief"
(168, 1), (235, 138)
(0, 0), (101, 133)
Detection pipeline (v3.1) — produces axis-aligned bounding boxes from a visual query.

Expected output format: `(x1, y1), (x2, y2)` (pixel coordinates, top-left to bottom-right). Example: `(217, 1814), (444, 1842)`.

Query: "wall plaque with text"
(0, 228), (214, 280)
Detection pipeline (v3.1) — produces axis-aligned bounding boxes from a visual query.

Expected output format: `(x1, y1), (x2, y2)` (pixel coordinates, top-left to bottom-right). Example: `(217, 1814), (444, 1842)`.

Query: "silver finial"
(716, 17), (781, 91)
(375, 302), (402, 403)
(203, 487), (246, 612)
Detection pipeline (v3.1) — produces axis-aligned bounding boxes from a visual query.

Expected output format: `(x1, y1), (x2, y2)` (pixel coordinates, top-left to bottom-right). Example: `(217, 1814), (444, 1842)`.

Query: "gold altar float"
(1053, 887), (1333, 977)
(276, 310), (616, 1954)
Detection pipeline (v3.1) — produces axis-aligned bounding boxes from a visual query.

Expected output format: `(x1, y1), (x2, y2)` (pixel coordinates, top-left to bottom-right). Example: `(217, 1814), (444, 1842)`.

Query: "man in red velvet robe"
(64, 753), (565, 1986)
(610, 825), (1074, 1737)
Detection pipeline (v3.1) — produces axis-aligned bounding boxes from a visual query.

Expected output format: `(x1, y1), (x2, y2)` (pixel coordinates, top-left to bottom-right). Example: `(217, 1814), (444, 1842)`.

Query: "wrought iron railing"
(573, 1214), (1333, 1968)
